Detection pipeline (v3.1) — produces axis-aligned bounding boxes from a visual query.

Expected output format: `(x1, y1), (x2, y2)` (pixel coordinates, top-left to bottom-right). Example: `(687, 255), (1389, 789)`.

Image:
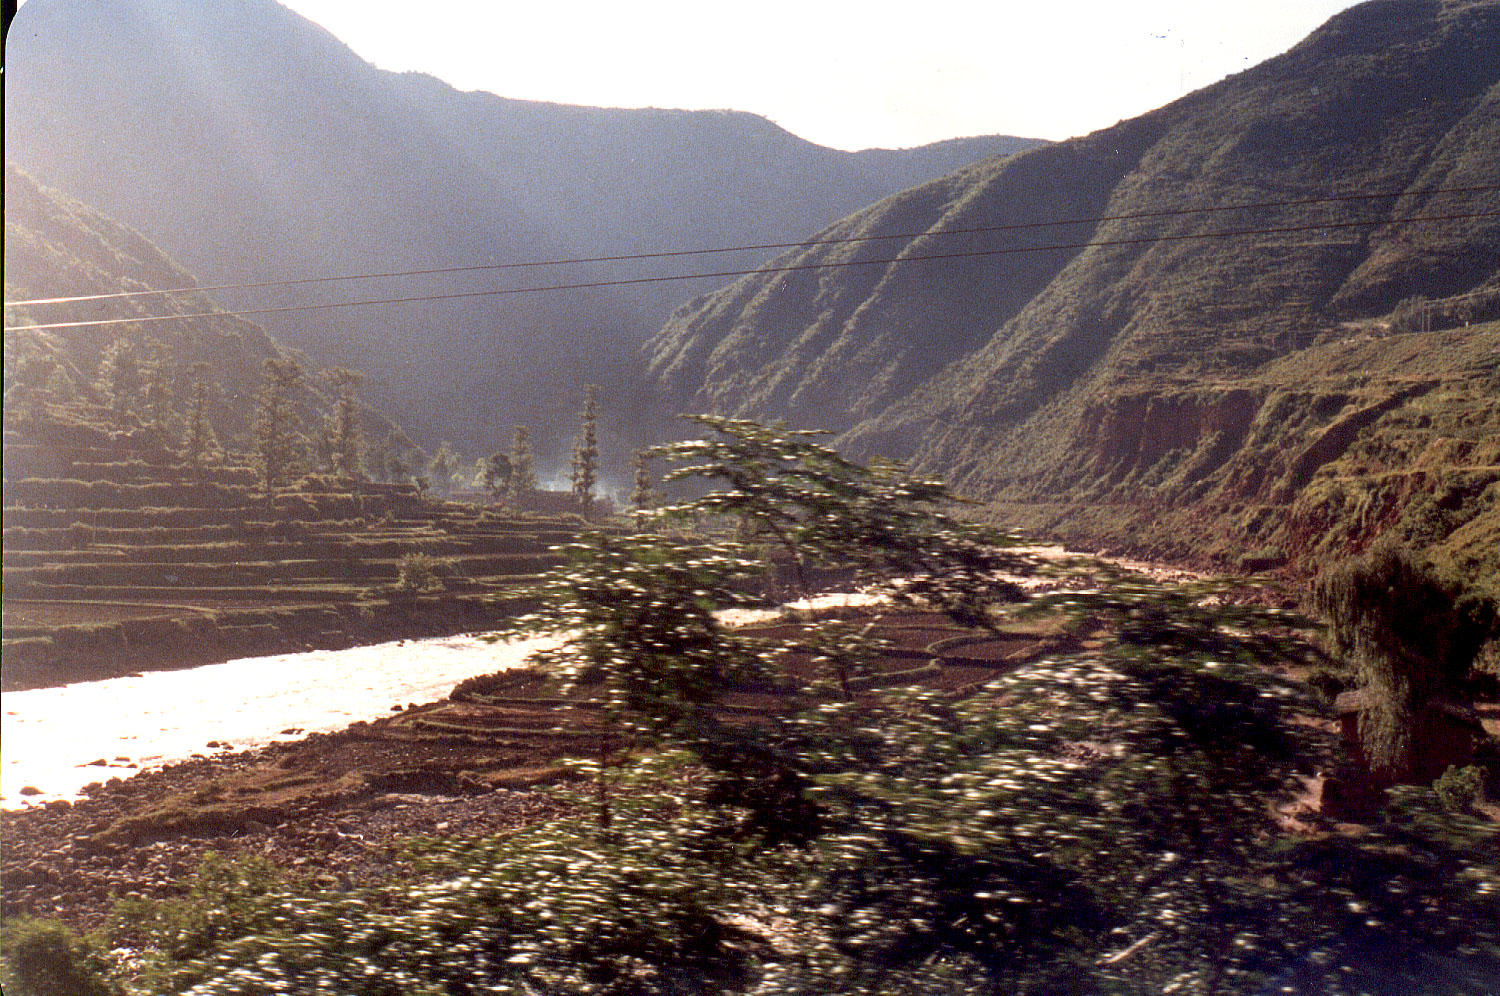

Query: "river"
(0, 632), (553, 810)
(1, 581), (1059, 812)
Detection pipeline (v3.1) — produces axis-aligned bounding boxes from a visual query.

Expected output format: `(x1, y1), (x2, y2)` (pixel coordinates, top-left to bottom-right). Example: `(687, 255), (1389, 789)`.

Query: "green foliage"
(251, 357), (307, 494)
(0, 917), (120, 996)
(650, 415), (1034, 624)
(570, 384), (601, 515)
(1433, 764), (1485, 813)
(181, 371), (221, 474)
(1313, 542), (1497, 776)
(107, 787), (774, 996)
(106, 852), (297, 994)
(321, 367), (365, 481)
(97, 336), (144, 424)
(504, 530), (772, 826)
(110, 632), (1500, 995)
(394, 550), (448, 593)
(509, 424), (538, 500)
(427, 440), (460, 493)
(481, 449), (512, 501)
(629, 449), (656, 525)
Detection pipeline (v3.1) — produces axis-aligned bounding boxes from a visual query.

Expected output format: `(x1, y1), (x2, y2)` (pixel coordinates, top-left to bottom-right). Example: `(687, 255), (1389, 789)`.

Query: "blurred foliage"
(55, 418), (1500, 993)
(0, 917), (121, 996)
(92, 621), (1499, 994)
(1313, 541), (1497, 776)
(649, 416), (1034, 625)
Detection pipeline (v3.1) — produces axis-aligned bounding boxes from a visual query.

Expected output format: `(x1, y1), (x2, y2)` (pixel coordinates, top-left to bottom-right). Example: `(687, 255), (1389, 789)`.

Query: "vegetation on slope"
(4, 420), (1495, 994)
(3, 165), (589, 688)
(645, 0), (1500, 586)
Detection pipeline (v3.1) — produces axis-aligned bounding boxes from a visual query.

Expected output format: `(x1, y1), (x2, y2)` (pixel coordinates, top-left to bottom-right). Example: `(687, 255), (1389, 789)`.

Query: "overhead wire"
(6, 181), (1499, 309)
(5, 207), (1499, 334)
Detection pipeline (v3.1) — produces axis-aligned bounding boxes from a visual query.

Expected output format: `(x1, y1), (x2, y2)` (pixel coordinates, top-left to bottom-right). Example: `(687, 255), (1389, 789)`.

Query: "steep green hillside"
(647, 0), (1500, 584)
(4, 0), (1040, 458)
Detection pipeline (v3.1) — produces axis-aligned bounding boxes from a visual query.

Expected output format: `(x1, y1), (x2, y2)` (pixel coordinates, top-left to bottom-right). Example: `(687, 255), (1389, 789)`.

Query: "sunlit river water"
(1, 632), (554, 810)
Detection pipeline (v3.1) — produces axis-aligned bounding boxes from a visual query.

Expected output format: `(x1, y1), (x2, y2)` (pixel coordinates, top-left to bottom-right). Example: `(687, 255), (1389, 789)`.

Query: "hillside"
(3, 165), (589, 689)
(4, 0), (1041, 459)
(646, 0), (1500, 586)
(3, 164), (415, 469)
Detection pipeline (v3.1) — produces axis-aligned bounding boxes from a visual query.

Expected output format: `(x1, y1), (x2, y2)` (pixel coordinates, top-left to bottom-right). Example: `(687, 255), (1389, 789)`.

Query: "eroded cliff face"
(1083, 389), (1262, 485)
(974, 325), (1499, 589)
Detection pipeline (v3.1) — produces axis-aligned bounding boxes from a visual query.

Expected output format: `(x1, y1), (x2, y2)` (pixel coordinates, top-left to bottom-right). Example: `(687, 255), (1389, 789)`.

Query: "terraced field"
(1, 412), (582, 691)
(0, 606), (1079, 929)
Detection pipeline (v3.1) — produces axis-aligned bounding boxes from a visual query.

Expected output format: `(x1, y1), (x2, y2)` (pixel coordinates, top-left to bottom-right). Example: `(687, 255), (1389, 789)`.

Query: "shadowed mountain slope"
(3, 163), (417, 474)
(645, 0), (1500, 582)
(4, 0), (1040, 460)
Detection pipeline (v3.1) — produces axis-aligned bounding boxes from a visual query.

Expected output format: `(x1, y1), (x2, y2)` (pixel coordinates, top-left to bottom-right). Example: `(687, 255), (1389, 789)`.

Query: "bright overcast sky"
(270, 0), (1365, 150)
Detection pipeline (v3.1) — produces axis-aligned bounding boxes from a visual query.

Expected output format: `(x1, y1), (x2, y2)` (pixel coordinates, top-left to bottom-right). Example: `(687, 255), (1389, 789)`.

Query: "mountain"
(3, 163), (417, 473)
(3, 0), (1042, 463)
(646, 0), (1500, 587)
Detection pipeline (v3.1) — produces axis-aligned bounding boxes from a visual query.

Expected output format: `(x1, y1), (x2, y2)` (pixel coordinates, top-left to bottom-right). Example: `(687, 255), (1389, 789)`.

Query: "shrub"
(1313, 542), (1497, 778)
(394, 551), (448, 593)
(1433, 764), (1485, 813)
(0, 917), (120, 996)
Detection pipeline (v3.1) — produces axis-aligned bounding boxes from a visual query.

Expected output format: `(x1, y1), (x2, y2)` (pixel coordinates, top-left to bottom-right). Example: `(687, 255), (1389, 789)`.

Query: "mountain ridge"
(4, 0), (1042, 460)
(644, 0), (1500, 584)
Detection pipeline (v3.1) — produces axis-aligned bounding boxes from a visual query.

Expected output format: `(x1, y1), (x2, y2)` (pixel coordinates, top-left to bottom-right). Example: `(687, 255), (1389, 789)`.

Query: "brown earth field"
(0, 609), (1088, 932)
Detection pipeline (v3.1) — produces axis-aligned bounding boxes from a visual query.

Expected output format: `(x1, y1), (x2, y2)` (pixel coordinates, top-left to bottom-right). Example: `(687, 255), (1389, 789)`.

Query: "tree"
(481, 450), (512, 502)
(505, 531), (770, 830)
(570, 385), (601, 516)
(98, 337), (144, 424)
(629, 449), (656, 528)
(251, 357), (306, 494)
(3, 351), (57, 425)
(1313, 541), (1496, 778)
(650, 415), (1031, 625)
(428, 441), (460, 494)
(509, 425), (538, 502)
(321, 367), (365, 482)
(384, 449), (411, 486)
(181, 368), (220, 475)
(140, 344), (178, 440)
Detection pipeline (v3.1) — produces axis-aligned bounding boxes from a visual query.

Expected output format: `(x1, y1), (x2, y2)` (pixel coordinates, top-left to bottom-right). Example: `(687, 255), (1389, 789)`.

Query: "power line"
(6, 208), (1499, 334)
(8, 182), (1500, 309)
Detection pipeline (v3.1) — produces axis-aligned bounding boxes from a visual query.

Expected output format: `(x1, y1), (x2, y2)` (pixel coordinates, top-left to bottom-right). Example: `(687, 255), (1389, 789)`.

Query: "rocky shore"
(0, 721), (577, 932)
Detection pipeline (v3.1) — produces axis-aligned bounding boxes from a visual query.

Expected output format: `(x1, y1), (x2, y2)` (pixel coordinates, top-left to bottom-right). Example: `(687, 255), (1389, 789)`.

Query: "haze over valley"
(4, 2), (1499, 992)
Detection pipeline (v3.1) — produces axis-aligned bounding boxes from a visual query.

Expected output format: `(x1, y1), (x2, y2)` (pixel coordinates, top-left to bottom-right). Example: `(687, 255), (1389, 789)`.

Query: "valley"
(4, 0), (1500, 992)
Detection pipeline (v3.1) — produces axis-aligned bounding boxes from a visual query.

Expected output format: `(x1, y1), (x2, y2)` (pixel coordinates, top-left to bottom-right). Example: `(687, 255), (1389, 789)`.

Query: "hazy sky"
(270, 0), (1365, 150)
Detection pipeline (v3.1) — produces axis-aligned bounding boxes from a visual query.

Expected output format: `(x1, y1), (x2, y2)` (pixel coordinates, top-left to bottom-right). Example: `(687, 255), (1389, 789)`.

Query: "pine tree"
(630, 449), (655, 528)
(509, 425), (538, 503)
(385, 449), (411, 486)
(428, 441), (460, 494)
(141, 346), (178, 439)
(570, 385), (600, 516)
(181, 372), (220, 475)
(98, 337), (144, 424)
(321, 367), (365, 482)
(252, 357), (306, 494)
(482, 450), (513, 501)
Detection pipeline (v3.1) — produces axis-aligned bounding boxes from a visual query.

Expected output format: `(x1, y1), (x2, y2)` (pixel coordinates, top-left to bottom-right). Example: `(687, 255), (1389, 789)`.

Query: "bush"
(0, 917), (120, 996)
(1313, 542), (1497, 777)
(1433, 764), (1485, 812)
(394, 551), (448, 593)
